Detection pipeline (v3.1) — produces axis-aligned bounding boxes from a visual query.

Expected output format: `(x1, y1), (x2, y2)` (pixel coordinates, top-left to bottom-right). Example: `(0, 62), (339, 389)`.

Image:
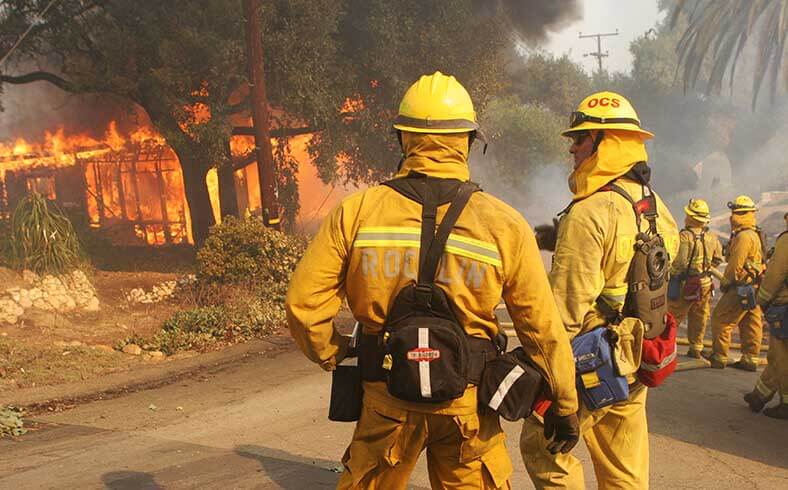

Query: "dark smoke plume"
(474, 0), (583, 42)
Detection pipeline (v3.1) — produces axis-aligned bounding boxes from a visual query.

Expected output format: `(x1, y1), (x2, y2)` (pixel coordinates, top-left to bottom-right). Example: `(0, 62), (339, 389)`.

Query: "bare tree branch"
(0, 70), (75, 91)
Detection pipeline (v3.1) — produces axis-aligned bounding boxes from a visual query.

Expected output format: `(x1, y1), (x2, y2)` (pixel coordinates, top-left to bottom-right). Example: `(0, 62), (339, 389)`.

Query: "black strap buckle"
(414, 284), (433, 309)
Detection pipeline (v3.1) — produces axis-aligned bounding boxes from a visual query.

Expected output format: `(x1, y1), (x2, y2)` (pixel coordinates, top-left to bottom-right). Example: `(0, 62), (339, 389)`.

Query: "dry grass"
(0, 335), (139, 392)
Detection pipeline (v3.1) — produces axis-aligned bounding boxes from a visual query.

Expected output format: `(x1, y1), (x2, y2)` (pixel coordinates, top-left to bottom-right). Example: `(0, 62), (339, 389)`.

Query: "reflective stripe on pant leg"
(583, 385), (649, 489)
(755, 377), (777, 399)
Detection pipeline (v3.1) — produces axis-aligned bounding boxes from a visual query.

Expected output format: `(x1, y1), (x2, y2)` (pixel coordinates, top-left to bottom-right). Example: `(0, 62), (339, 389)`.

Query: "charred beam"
(232, 126), (315, 137)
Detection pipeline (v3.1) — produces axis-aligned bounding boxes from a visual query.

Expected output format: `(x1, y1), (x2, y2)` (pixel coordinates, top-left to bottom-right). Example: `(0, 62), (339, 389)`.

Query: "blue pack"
(765, 305), (788, 340)
(667, 275), (682, 301)
(571, 328), (629, 410)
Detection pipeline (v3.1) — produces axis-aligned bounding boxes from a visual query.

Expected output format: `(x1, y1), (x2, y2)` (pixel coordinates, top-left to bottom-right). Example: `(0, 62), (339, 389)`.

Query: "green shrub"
(0, 406), (26, 438)
(9, 193), (85, 274)
(196, 216), (305, 296)
(145, 295), (284, 355)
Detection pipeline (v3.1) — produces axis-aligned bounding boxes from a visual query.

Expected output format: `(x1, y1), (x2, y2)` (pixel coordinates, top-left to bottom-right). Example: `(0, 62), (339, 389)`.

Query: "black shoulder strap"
(418, 182), (476, 285)
(685, 229), (699, 276)
(605, 182), (659, 236)
(701, 231), (709, 272)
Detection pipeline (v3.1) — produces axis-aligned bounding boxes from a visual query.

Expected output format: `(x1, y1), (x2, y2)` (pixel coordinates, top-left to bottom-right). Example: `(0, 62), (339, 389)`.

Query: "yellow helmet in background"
(561, 91), (654, 140)
(684, 198), (711, 223)
(393, 71), (480, 135)
(727, 195), (757, 213)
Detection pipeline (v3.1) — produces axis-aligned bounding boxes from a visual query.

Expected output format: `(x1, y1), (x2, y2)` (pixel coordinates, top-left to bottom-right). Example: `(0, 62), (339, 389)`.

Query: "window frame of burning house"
(25, 175), (57, 201)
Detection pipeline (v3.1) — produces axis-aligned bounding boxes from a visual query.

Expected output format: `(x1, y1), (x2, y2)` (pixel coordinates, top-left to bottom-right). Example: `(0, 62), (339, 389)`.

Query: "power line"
(0, 0), (61, 68)
(579, 29), (619, 74)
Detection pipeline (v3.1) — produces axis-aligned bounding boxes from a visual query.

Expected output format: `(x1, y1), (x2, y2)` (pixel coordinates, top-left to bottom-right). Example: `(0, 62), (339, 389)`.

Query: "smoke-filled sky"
(542, 0), (664, 74)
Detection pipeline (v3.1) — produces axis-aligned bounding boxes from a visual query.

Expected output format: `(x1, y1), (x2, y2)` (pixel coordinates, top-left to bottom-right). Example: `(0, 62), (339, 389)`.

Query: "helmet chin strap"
(396, 130), (405, 171)
(591, 129), (605, 154)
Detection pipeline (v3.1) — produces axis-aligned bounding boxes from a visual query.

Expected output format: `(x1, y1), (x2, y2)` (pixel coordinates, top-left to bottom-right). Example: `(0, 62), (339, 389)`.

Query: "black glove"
(534, 218), (559, 252)
(544, 409), (580, 454)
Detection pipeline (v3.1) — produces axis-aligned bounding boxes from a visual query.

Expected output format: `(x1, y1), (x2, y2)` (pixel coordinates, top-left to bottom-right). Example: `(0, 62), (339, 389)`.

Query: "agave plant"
(9, 192), (84, 274)
(671, 0), (788, 108)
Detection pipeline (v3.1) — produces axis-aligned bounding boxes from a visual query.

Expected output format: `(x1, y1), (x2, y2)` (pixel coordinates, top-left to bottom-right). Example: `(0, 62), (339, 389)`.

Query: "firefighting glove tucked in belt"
(534, 218), (559, 252)
(544, 409), (580, 454)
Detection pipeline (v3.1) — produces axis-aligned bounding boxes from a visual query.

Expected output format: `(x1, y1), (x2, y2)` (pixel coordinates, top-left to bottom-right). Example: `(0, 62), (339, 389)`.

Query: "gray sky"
(541, 0), (665, 74)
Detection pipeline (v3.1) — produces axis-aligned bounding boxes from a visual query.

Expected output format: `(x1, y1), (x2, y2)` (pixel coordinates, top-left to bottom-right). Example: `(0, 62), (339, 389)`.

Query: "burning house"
(0, 123), (195, 245)
(0, 119), (352, 246)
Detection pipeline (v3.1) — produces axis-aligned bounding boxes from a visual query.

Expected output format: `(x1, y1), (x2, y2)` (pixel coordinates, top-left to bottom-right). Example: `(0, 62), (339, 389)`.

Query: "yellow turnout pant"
(337, 390), (512, 489)
(520, 385), (649, 489)
(755, 337), (788, 404)
(669, 287), (713, 352)
(710, 290), (763, 364)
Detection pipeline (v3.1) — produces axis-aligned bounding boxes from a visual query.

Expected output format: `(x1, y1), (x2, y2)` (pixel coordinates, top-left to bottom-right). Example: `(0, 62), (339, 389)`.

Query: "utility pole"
(243, 0), (281, 228)
(579, 29), (619, 74)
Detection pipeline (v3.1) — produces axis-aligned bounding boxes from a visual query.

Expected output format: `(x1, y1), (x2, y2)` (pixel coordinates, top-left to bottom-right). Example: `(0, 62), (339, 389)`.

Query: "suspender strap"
(605, 182), (659, 235)
(685, 230), (699, 277)
(419, 180), (438, 277)
(418, 182), (476, 285)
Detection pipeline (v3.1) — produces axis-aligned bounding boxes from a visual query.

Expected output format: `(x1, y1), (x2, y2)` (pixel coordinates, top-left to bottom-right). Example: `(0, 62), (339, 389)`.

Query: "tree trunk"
(177, 154), (215, 246)
(218, 162), (239, 219)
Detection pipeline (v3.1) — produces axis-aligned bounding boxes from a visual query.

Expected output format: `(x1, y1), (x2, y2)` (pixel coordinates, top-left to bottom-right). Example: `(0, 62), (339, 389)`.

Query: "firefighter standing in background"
(706, 195), (765, 371)
(669, 198), (724, 358)
(744, 212), (788, 419)
(522, 92), (679, 488)
(286, 72), (579, 489)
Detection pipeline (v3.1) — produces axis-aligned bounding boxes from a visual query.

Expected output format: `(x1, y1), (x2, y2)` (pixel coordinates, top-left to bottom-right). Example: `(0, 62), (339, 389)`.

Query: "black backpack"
(380, 175), (483, 403)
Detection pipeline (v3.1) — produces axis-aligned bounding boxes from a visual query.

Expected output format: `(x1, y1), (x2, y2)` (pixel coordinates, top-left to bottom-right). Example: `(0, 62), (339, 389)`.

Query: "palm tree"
(671, 0), (788, 108)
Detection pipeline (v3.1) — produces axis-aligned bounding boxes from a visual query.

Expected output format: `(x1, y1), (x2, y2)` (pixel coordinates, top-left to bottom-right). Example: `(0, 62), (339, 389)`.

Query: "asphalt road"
(1, 337), (787, 490)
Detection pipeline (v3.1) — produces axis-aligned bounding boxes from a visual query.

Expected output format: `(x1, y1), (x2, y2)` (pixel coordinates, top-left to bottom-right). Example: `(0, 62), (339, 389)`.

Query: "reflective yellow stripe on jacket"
(354, 227), (503, 267)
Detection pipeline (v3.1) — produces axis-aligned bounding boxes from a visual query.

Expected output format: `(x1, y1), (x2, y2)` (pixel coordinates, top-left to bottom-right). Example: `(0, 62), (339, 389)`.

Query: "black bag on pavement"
(478, 346), (545, 421)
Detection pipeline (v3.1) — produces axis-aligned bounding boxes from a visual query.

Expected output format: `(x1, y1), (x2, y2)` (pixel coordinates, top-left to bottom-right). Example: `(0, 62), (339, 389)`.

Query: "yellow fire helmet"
(684, 198), (711, 223)
(562, 91), (654, 140)
(393, 71), (481, 135)
(727, 195), (757, 213)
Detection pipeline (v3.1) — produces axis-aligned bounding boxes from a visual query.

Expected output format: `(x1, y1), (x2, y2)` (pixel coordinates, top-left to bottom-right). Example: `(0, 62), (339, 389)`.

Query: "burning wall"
(0, 124), (191, 245)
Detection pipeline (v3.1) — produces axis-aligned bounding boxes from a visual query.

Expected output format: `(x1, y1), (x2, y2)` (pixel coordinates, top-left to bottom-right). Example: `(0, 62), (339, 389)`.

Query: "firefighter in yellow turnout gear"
(707, 196), (765, 371)
(286, 72), (579, 489)
(744, 212), (788, 419)
(521, 91), (679, 489)
(668, 199), (724, 358)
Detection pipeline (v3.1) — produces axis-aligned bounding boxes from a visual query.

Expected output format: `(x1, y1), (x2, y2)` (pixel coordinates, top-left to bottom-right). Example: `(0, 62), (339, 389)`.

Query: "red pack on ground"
(637, 312), (677, 387)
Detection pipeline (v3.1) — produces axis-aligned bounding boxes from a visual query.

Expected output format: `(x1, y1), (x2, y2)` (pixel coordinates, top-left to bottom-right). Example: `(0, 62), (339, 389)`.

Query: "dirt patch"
(0, 268), (25, 291)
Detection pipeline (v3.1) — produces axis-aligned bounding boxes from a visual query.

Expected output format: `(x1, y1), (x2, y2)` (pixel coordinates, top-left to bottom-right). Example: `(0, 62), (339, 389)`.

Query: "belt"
(358, 332), (501, 385)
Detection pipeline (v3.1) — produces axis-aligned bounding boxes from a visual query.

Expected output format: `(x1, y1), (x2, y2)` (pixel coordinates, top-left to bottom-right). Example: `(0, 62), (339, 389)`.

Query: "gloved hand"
(544, 408), (580, 454)
(534, 218), (559, 252)
(319, 334), (352, 372)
